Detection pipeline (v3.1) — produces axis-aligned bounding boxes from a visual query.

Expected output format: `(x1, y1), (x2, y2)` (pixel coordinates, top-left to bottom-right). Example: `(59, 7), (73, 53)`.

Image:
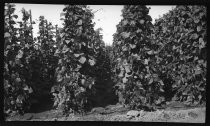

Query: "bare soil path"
(5, 103), (206, 123)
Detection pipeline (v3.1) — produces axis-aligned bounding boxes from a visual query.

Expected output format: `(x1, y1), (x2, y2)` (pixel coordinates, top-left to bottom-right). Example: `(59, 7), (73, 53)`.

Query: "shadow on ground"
(28, 94), (54, 113)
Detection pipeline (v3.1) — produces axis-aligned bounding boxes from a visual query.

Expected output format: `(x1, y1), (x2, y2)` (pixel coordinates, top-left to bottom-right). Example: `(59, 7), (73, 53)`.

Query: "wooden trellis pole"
(55, 25), (58, 38)
(46, 20), (49, 40)
(29, 9), (33, 39)
(55, 24), (58, 45)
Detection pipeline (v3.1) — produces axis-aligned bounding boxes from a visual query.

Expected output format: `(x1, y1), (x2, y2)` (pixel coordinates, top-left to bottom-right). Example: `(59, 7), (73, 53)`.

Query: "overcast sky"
(12, 4), (175, 45)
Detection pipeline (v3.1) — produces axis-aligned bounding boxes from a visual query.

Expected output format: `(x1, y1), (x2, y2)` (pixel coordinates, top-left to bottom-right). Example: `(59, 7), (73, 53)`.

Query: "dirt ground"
(5, 102), (206, 123)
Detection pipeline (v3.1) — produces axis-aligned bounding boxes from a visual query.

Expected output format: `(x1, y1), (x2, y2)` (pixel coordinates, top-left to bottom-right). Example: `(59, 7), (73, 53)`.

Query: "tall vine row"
(112, 5), (206, 111)
(51, 5), (110, 114)
(4, 4), (206, 117)
(152, 5), (206, 105)
(112, 5), (161, 110)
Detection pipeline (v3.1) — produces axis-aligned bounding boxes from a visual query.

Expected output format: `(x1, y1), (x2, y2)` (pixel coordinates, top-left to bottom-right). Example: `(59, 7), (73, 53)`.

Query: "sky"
(12, 4), (175, 45)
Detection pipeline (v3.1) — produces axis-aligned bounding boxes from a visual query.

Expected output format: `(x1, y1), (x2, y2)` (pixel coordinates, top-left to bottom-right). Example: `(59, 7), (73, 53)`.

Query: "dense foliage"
(4, 4), (35, 115)
(33, 16), (58, 98)
(4, 4), (115, 116)
(4, 4), (206, 117)
(51, 5), (112, 114)
(152, 5), (206, 105)
(112, 5), (163, 110)
(4, 4), (58, 116)
(112, 5), (206, 111)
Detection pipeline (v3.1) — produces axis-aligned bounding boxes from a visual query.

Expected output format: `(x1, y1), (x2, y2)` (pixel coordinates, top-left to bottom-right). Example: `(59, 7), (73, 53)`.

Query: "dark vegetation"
(112, 5), (206, 110)
(4, 4), (206, 117)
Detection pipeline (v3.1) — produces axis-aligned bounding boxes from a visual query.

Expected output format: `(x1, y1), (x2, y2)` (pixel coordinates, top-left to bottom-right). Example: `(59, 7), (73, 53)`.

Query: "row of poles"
(28, 10), (59, 43)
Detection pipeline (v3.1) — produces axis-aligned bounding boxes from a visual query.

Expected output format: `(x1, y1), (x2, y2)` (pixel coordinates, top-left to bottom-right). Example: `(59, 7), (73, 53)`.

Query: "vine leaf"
(144, 59), (149, 65)
(62, 45), (69, 53)
(122, 77), (128, 83)
(4, 32), (10, 38)
(147, 50), (153, 55)
(79, 56), (86, 64)
(16, 50), (24, 59)
(194, 18), (200, 23)
(65, 40), (71, 44)
(124, 65), (131, 73)
(122, 20), (128, 26)
(148, 78), (153, 84)
(130, 20), (136, 25)
(130, 44), (136, 49)
(139, 19), (145, 24)
(194, 66), (201, 75)
(199, 38), (205, 49)
(136, 29), (142, 33)
(77, 19), (83, 25)
(60, 33), (65, 38)
(88, 59), (95, 66)
(158, 80), (164, 86)
(121, 32), (130, 39)
(190, 33), (199, 40)
(118, 71), (124, 77)
(197, 26), (202, 32)
(74, 53), (80, 57)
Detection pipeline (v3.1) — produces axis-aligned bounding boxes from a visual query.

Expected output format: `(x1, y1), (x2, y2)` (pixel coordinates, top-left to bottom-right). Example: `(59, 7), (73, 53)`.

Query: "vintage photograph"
(4, 3), (206, 122)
